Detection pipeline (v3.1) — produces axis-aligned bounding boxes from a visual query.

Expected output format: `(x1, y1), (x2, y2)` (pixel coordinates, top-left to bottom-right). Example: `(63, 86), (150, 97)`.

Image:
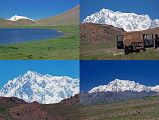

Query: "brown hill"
(0, 19), (36, 26)
(80, 23), (124, 44)
(80, 23), (124, 59)
(37, 5), (79, 26)
(0, 96), (80, 120)
(14, 19), (36, 25)
(0, 97), (26, 107)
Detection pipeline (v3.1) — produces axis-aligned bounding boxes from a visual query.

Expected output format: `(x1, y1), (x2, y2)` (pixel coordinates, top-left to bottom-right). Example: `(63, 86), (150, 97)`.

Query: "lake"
(0, 28), (64, 45)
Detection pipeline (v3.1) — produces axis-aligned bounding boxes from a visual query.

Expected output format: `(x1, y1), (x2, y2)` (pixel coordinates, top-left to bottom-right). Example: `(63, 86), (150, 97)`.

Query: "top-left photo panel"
(0, 0), (79, 60)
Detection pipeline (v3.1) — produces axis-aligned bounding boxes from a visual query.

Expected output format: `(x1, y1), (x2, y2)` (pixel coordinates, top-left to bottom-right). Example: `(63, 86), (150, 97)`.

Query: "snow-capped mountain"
(8, 15), (34, 21)
(89, 79), (159, 93)
(0, 71), (79, 104)
(83, 8), (159, 32)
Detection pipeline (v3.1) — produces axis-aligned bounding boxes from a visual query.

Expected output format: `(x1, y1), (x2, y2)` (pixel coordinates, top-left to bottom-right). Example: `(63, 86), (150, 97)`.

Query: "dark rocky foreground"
(0, 95), (80, 120)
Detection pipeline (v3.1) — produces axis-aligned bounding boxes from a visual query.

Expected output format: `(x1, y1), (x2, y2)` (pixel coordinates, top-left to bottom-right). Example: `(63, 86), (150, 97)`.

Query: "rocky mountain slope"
(0, 95), (80, 120)
(80, 23), (123, 44)
(60, 94), (79, 105)
(83, 8), (159, 32)
(0, 71), (79, 104)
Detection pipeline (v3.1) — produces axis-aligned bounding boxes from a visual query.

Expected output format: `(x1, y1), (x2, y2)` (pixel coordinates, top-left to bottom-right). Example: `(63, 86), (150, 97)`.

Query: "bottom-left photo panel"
(0, 60), (80, 120)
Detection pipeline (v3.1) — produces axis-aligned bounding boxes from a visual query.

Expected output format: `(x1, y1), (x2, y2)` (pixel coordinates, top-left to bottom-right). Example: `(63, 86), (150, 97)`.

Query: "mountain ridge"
(89, 79), (159, 93)
(83, 8), (159, 32)
(0, 71), (79, 104)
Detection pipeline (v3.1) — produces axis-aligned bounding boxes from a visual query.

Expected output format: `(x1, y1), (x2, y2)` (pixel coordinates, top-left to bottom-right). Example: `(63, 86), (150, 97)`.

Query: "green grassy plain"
(81, 45), (159, 60)
(0, 25), (79, 60)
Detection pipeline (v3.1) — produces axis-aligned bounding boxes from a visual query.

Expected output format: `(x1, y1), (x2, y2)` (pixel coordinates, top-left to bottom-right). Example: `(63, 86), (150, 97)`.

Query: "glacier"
(83, 8), (159, 32)
(0, 71), (79, 104)
(89, 79), (159, 93)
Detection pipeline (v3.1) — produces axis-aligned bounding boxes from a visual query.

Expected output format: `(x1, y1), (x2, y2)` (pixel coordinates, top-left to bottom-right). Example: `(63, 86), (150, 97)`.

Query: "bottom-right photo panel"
(80, 60), (159, 120)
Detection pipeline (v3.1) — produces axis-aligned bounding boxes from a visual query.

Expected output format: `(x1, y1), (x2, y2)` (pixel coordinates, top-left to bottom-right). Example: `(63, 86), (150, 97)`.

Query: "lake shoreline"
(0, 28), (64, 45)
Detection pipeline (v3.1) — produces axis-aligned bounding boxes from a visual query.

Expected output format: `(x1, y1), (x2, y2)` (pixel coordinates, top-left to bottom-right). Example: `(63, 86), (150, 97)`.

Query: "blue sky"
(0, 60), (79, 89)
(80, 0), (159, 22)
(81, 60), (159, 92)
(0, 0), (79, 20)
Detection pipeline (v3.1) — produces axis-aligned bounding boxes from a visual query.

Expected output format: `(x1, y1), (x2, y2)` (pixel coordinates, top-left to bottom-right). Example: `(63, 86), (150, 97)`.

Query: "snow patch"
(8, 15), (34, 21)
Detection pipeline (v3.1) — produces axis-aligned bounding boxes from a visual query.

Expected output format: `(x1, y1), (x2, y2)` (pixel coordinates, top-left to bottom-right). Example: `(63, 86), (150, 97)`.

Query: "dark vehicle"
(117, 31), (157, 54)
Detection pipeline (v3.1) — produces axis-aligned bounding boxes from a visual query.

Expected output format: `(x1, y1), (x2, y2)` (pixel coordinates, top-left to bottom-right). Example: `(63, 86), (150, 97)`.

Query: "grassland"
(80, 95), (159, 120)
(81, 48), (159, 60)
(80, 37), (159, 60)
(0, 25), (79, 60)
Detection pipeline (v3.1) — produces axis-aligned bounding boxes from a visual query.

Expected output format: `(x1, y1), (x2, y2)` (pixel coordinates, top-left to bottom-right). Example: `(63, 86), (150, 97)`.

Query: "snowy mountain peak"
(25, 70), (38, 76)
(8, 15), (34, 21)
(89, 79), (159, 93)
(0, 71), (79, 104)
(83, 8), (159, 31)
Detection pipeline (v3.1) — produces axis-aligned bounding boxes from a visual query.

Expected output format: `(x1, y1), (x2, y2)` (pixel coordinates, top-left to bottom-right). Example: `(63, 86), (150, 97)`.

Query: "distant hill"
(60, 94), (79, 105)
(80, 91), (158, 105)
(0, 18), (5, 22)
(0, 19), (36, 26)
(143, 27), (159, 35)
(37, 5), (79, 26)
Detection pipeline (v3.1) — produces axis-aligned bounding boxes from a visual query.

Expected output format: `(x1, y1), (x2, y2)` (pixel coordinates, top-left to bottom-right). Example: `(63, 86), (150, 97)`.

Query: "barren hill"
(37, 5), (79, 26)
(0, 19), (36, 26)
(0, 96), (80, 120)
(80, 23), (124, 44)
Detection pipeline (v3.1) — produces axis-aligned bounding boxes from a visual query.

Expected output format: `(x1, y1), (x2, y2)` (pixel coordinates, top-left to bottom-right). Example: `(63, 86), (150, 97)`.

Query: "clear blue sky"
(81, 60), (159, 92)
(80, 0), (159, 22)
(0, 60), (79, 89)
(0, 0), (79, 20)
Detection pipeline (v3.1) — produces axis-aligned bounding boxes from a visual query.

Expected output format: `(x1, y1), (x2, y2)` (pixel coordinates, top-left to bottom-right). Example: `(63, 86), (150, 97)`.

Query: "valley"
(0, 5), (79, 60)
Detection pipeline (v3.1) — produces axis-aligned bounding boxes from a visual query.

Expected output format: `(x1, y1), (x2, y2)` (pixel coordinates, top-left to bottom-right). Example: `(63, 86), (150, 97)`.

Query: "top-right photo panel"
(80, 0), (159, 60)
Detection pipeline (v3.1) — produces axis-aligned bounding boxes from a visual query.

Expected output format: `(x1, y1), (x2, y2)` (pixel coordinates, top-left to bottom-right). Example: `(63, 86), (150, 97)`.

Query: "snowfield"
(0, 71), (79, 104)
(83, 8), (159, 32)
(89, 79), (159, 93)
